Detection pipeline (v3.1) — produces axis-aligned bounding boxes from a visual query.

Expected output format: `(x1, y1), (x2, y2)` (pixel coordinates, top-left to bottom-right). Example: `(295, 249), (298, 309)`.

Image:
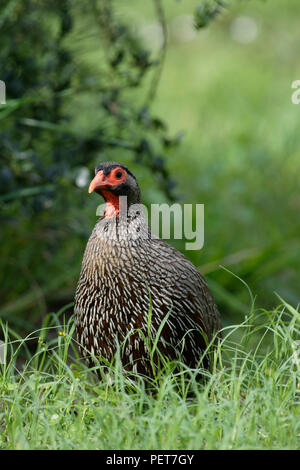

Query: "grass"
(1, 299), (299, 450)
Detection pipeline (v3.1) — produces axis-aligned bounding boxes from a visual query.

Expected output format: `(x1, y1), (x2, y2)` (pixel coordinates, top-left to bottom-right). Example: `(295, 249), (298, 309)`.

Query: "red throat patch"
(101, 190), (120, 218)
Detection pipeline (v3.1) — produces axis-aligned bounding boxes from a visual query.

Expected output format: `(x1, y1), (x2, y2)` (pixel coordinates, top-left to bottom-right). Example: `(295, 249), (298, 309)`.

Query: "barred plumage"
(74, 162), (221, 377)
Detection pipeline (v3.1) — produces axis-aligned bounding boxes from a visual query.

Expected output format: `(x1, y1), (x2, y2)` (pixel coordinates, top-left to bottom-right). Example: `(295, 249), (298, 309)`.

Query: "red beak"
(88, 170), (107, 193)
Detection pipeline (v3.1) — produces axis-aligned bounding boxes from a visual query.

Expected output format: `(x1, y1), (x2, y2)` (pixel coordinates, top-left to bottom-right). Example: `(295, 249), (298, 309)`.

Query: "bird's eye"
(115, 171), (123, 179)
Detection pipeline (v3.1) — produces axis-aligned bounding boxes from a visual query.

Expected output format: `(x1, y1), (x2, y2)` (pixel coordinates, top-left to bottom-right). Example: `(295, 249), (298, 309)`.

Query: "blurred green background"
(1, 0), (300, 336)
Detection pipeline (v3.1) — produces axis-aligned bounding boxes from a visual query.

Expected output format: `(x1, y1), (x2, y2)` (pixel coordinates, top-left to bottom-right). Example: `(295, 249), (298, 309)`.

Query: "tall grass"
(0, 299), (299, 450)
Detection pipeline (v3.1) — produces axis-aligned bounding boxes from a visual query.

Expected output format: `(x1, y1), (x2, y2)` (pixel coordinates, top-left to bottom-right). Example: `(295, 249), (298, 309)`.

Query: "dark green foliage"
(0, 0), (177, 214)
(0, 0), (188, 331)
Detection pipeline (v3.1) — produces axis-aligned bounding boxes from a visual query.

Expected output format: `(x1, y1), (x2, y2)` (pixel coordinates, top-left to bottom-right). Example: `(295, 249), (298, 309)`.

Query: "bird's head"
(88, 162), (141, 218)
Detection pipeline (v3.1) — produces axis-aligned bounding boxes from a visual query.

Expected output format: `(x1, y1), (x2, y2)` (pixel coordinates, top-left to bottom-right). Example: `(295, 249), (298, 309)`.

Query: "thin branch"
(146, 0), (168, 105)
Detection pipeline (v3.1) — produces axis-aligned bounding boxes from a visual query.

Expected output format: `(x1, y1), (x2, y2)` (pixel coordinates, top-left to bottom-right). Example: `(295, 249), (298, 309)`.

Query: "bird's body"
(74, 162), (221, 377)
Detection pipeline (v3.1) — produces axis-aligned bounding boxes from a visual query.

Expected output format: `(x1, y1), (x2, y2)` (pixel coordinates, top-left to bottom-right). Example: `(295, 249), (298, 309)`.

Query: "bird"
(74, 161), (221, 378)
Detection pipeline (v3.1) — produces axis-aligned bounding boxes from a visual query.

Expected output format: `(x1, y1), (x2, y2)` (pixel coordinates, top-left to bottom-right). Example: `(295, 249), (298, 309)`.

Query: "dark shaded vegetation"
(0, 0), (181, 333)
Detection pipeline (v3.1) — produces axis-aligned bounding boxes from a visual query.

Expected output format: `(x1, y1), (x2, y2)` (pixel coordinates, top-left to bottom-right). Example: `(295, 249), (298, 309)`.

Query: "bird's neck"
(100, 191), (141, 219)
(101, 190), (120, 218)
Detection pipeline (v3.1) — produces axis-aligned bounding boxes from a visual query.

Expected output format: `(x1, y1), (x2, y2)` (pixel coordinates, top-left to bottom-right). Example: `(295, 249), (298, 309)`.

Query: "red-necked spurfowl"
(74, 162), (221, 377)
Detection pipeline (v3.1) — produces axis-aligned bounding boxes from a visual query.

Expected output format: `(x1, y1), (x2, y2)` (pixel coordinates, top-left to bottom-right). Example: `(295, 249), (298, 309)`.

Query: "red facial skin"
(88, 167), (126, 218)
